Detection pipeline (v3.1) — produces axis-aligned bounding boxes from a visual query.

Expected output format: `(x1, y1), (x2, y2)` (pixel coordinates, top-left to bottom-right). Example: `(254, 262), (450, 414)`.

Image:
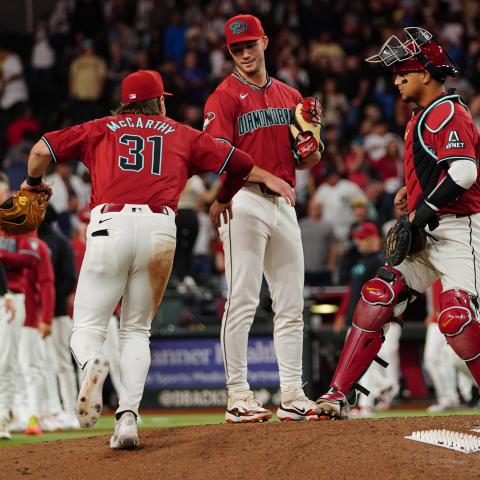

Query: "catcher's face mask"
(365, 27), (457, 79)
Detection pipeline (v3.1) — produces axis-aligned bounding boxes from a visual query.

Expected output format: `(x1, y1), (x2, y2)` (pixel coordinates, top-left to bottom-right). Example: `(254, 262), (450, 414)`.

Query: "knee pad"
(354, 266), (409, 332)
(438, 289), (480, 361)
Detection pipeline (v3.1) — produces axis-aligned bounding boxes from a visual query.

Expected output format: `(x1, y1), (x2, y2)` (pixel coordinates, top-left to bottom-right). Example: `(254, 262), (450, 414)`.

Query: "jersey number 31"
(118, 134), (163, 175)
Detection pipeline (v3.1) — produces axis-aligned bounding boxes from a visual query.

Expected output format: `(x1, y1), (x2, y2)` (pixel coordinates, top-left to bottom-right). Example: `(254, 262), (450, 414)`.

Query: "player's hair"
(112, 98), (161, 116)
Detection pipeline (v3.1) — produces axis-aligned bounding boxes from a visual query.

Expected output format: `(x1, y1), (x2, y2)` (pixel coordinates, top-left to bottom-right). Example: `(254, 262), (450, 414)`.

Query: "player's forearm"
(27, 140), (53, 178)
(40, 282), (55, 325)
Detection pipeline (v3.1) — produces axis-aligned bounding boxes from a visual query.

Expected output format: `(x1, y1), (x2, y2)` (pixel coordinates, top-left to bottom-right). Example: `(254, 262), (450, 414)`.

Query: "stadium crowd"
(1, 0), (480, 287)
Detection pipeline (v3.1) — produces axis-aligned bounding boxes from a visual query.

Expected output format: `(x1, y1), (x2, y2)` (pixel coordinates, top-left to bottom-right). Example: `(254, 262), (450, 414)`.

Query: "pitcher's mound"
(2, 415), (480, 479)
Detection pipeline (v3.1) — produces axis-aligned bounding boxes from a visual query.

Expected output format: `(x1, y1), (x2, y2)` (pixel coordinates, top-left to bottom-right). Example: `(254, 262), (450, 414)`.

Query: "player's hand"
(38, 321), (52, 338)
(4, 296), (16, 323)
(264, 176), (296, 206)
(20, 180), (53, 198)
(394, 186), (408, 213)
(210, 200), (233, 228)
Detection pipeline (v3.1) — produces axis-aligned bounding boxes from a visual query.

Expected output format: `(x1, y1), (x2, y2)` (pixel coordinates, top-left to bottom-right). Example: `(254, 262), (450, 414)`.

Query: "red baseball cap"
(224, 14), (265, 46)
(121, 70), (172, 104)
(393, 42), (447, 74)
(352, 222), (380, 240)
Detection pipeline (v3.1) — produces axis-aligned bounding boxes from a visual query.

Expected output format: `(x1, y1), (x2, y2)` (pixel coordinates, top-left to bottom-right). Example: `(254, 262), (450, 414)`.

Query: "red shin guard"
(330, 325), (384, 393)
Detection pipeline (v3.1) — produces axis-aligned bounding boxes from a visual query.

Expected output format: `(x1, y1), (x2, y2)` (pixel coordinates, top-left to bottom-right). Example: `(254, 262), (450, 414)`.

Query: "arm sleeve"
(37, 243), (55, 325)
(216, 148), (254, 204)
(42, 121), (92, 165)
(203, 91), (237, 143)
(0, 249), (40, 269)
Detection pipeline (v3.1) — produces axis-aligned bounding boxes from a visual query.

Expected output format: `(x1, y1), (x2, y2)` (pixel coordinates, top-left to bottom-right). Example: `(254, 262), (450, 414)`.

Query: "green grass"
(1, 408), (480, 448)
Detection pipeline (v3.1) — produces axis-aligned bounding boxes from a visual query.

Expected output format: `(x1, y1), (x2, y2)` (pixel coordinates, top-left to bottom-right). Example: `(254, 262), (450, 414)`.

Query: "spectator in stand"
(179, 50), (208, 105)
(106, 41), (133, 106)
(317, 77), (348, 129)
(0, 44), (29, 135)
(6, 105), (40, 149)
(68, 39), (107, 122)
(343, 137), (371, 190)
(375, 139), (403, 195)
(299, 198), (336, 286)
(363, 121), (399, 163)
(164, 10), (188, 65)
(313, 163), (365, 244)
(46, 162), (90, 237)
(277, 56), (310, 92)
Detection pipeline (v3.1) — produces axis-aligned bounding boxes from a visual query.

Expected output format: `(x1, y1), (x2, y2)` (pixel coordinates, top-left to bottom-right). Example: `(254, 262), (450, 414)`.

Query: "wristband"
(26, 175), (43, 187)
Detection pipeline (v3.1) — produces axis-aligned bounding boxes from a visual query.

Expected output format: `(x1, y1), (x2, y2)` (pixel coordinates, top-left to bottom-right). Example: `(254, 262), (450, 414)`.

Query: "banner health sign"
(146, 337), (279, 389)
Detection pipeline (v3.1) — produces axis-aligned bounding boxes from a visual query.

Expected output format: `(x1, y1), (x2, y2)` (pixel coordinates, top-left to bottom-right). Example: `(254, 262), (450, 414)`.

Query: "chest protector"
(411, 91), (468, 207)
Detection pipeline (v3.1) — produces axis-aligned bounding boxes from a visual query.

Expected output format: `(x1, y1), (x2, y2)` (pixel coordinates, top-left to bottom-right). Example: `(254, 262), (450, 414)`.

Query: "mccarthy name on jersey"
(106, 117), (175, 135)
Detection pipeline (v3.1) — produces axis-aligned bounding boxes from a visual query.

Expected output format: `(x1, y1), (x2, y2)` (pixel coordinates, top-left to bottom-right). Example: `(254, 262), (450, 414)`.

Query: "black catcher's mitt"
(0, 189), (50, 236)
(384, 213), (427, 266)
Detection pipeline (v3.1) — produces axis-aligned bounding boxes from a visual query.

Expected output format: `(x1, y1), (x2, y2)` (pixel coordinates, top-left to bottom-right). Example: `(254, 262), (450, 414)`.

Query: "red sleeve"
(37, 241), (55, 325)
(424, 103), (477, 165)
(42, 121), (93, 165)
(189, 128), (238, 174)
(0, 235), (41, 269)
(0, 250), (39, 269)
(203, 90), (238, 143)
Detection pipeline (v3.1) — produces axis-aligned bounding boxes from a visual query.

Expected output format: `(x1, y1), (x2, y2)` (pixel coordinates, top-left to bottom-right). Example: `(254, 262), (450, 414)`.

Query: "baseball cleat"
(76, 355), (109, 428)
(0, 420), (11, 440)
(110, 412), (139, 450)
(25, 416), (43, 435)
(225, 392), (273, 423)
(277, 395), (319, 421)
(316, 388), (351, 420)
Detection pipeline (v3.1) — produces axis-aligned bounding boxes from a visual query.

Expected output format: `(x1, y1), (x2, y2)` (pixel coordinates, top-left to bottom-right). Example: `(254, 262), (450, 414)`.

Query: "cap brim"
(225, 35), (264, 48)
(163, 91), (173, 96)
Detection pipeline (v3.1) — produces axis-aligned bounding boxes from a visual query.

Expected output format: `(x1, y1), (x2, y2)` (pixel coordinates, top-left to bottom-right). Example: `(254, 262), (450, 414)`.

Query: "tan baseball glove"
(290, 97), (325, 163)
(0, 189), (51, 236)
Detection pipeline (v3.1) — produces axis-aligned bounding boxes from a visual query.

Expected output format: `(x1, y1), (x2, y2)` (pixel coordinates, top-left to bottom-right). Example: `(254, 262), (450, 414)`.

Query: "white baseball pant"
(51, 315), (78, 416)
(18, 326), (44, 419)
(0, 294), (25, 422)
(219, 185), (305, 398)
(70, 204), (176, 416)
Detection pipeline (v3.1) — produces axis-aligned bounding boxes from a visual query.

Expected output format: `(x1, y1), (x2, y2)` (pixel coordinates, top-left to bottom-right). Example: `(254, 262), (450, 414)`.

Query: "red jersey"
(404, 90), (480, 215)
(24, 234), (55, 328)
(42, 114), (237, 212)
(0, 233), (40, 294)
(71, 238), (86, 276)
(203, 71), (302, 186)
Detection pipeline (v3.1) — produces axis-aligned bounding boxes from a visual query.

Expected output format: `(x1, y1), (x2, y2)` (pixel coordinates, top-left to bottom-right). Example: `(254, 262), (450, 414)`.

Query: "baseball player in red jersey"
(21, 69), (294, 449)
(20, 232), (55, 435)
(317, 27), (480, 419)
(203, 14), (322, 423)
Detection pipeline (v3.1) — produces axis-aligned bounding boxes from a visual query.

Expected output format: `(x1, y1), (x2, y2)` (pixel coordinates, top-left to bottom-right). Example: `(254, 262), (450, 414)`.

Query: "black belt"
(101, 203), (169, 215)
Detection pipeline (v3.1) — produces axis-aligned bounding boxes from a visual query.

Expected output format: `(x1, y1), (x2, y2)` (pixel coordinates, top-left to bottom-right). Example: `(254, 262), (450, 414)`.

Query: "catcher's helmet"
(366, 27), (458, 81)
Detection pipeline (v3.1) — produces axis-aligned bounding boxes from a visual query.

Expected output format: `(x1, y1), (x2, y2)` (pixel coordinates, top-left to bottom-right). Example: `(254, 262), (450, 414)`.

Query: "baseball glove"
(290, 97), (325, 162)
(0, 189), (50, 236)
(384, 213), (427, 266)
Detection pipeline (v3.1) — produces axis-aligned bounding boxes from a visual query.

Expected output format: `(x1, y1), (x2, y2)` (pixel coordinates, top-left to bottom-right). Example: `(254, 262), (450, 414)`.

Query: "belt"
(245, 182), (280, 197)
(101, 203), (169, 215)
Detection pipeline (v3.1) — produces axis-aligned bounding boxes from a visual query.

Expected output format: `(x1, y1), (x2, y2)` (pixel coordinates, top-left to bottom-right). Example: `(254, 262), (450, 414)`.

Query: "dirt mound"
(2, 416), (480, 480)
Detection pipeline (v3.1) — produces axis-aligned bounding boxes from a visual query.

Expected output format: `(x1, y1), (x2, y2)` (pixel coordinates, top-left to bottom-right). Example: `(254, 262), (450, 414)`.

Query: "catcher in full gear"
(317, 27), (480, 419)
